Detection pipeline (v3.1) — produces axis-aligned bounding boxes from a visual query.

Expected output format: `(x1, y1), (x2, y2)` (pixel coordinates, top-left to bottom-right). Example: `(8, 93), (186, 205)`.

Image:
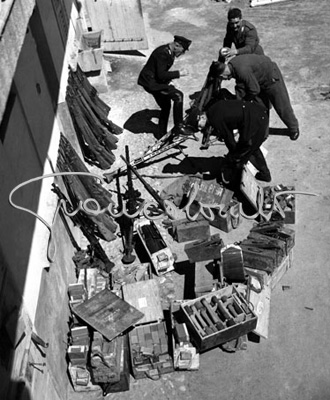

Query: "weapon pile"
(66, 65), (122, 169)
(57, 133), (117, 244)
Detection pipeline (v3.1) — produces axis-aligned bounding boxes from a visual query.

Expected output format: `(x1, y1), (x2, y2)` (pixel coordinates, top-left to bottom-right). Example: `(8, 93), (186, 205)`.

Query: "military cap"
(174, 35), (192, 51)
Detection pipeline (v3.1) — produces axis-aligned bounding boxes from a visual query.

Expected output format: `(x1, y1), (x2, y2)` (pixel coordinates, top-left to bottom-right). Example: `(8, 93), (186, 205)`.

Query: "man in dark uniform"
(221, 8), (264, 59)
(138, 35), (192, 138)
(213, 54), (300, 140)
(198, 99), (271, 182)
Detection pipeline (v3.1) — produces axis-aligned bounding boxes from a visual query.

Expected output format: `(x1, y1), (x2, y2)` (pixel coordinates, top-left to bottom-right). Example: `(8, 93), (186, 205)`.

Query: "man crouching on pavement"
(138, 35), (192, 139)
(198, 99), (271, 184)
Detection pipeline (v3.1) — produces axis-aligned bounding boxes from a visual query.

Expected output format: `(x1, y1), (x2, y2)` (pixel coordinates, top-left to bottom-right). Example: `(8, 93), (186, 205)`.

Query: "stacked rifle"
(66, 65), (123, 169)
(56, 134), (117, 248)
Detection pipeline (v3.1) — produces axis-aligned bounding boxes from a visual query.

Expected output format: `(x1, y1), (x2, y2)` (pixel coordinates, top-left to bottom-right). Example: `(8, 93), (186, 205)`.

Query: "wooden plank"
(83, 0), (148, 51)
(250, 0), (293, 7)
(269, 251), (293, 290)
(122, 280), (163, 324)
(248, 276), (271, 339)
(240, 165), (262, 211)
(72, 289), (144, 341)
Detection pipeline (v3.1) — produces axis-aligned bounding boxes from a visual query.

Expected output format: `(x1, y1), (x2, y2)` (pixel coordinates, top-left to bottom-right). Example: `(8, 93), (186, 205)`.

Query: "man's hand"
(180, 68), (189, 77)
(226, 49), (238, 58)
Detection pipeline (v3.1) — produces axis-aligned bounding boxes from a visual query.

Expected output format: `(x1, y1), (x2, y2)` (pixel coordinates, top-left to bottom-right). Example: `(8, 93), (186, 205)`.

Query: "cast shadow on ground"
(174, 260), (196, 300)
(162, 155), (227, 178)
(123, 109), (160, 137)
(269, 127), (290, 137)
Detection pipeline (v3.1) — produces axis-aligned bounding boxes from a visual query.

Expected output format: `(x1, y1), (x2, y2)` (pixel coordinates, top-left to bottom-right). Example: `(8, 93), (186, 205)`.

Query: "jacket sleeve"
(236, 25), (259, 55)
(223, 25), (233, 48)
(155, 52), (180, 82)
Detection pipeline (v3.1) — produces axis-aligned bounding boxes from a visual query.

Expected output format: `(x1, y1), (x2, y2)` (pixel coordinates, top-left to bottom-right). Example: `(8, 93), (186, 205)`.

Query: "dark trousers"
(263, 63), (299, 132)
(149, 86), (184, 136)
(224, 102), (270, 175)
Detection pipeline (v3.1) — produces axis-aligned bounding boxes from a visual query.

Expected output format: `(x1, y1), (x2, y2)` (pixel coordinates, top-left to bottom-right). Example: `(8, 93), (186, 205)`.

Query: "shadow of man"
(123, 109), (160, 137)
(162, 155), (227, 177)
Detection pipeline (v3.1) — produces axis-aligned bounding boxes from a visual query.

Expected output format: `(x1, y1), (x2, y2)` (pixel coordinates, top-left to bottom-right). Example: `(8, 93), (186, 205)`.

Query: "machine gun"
(119, 146), (142, 264)
(185, 61), (223, 150)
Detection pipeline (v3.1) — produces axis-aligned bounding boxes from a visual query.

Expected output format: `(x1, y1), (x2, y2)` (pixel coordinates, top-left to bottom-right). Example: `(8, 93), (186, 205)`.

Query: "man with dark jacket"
(138, 35), (192, 138)
(199, 99), (271, 182)
(213, 54), (300, 140)
(221, 8), (264, 59)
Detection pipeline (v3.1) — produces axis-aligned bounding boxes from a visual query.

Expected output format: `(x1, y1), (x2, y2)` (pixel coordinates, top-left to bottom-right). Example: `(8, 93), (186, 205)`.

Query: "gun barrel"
(120, 155), (165, 211)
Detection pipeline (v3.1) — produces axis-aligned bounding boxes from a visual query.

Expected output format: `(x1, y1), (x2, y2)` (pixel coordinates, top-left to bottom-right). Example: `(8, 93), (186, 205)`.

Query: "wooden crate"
(103, 333), (130, 394)
(72, 289), (144, 342)
(269, 250), (293, 290)
(194, 259), (222, 297)
(136, 219), (175, 276)
(210, 200), (241, 233)
(180, 286), (257, 352)
(184, 234), (224, 263)
(245, 250), (293, 291)
(172, 218), (210, 243)
(247, 276), (271, 339)
(170, 301), (200, 371)
(122, 280), (174, 379)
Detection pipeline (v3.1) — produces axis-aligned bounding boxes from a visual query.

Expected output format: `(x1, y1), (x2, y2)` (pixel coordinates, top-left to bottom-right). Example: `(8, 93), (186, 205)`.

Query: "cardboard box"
(122, 280), (174, 379)
(180, 286), (257, 352)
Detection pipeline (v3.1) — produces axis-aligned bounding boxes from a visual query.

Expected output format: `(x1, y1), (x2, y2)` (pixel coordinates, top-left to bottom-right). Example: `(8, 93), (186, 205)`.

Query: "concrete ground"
(68, 0), (330, 399)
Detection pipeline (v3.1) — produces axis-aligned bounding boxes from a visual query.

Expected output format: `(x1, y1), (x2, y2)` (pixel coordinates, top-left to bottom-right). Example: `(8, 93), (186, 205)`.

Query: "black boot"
(255, 171), (272, 182)
(172, 123), (193, 136)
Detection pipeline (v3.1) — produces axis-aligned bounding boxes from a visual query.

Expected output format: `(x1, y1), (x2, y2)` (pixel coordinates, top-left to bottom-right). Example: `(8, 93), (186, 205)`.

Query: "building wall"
(0, 1), (82, 399)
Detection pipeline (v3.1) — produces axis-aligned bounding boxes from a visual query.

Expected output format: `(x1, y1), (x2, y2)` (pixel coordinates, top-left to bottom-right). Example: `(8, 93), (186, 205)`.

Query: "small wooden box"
(180, 286), (257, 352)
(210, 200), (241, 233)
(246, 232), (287, 259)
(122, 280), (174, 380)
(172, 218), (210, 243)
(184, 234), (224, 263)
(250, 223), (295, 255)
(241, 244), (280, 273)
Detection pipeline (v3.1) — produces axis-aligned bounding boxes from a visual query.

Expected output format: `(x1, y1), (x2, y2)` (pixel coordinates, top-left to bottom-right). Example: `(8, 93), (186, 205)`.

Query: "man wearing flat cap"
(138, 35), (192, 138)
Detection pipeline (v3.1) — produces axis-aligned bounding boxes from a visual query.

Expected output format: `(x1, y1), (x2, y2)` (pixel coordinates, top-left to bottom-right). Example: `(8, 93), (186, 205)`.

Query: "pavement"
(68, 0), (330, 399)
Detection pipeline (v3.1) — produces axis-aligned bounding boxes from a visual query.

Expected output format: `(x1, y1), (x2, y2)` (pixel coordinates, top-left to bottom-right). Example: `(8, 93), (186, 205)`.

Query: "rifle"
(120, 146), (142, 264)
(51, 184), (115, 273)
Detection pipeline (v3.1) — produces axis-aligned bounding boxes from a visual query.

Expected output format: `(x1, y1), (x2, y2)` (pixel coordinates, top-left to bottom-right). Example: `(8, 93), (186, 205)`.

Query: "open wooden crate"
(122, 280), (174, 379)
(180, 285), (257, 352)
